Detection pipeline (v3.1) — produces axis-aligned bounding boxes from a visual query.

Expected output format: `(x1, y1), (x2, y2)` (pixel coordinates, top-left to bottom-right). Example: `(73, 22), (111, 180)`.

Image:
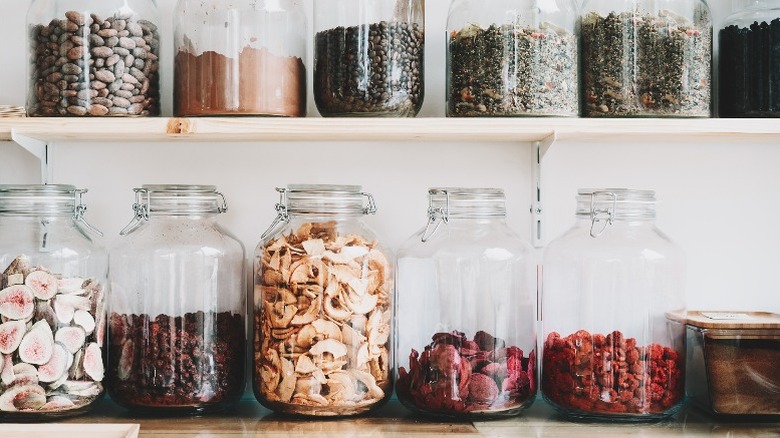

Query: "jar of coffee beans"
(108, 185), (245, 414)
(447, 0), (578, 117)
(313, 0), (424, 117)
(580, 0), (712, 117)
(26, 0), (161, 117)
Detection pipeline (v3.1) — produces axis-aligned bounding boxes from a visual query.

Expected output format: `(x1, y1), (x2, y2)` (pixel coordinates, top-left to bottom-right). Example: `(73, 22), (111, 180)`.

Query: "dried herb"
(581, 10), (711, 117)
(448, 23), (577, 117)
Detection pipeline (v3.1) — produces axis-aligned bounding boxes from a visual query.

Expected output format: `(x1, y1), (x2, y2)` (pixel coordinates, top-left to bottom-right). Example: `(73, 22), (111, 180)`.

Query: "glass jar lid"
(421, 188), (506, 242)
(0, 184), (83, 215)
(576, 188), (656, 238)
(120, 185), (227, 235)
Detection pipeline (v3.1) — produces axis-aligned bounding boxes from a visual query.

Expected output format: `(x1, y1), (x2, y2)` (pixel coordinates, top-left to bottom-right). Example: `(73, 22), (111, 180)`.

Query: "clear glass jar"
(542, 189), (686, 421)
(396, 188), (536, 419)
(580, 0), (712, 117)
(719, 0), (780, 117)
(446, 0), (578, 117)
(108, 185), (245, 414)
(313, 0), (424, 117)
(253, 185), (393, 416)
(173, 0), (306, 117)
(26, 0), (161, 117)
(0, 185), (106, 419)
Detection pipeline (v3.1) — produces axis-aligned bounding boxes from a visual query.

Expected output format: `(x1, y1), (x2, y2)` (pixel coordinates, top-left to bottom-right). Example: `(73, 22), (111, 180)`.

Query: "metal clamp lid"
(260, 187), (290, 241)
(118, 186), (227, 236)
(421, 189), (450, 243)
(589, 191), (617, 238)
(72, 188), (104, 237)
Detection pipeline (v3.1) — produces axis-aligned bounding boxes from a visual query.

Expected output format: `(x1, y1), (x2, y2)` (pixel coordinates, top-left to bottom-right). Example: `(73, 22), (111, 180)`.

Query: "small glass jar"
(446, 0), (578, 117)
(0, 185), (106, 419)
(719, 0), (780, 117)
(108, 185), (245, 414)
(313, 0), (424, 117)
(253, 185), (393, 416)
(542, 189), (686, 421)
(173, 0), (307, 117)
(580, 0), (712, 117)
(396, 188), (536, 418)
(26, 0), (161, 117)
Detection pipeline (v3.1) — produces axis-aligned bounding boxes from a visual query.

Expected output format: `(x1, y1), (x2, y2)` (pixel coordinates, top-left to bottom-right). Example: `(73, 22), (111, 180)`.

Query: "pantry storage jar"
(253, 185), (393, 416)
(580, 0), (712, 117)
(313, 0), (424, 117)
(396, 188), (536, 418)
(446, 0), (578, 117)
(108, 185), (245, 414)
(719, 0), (780, 117)
(173, 0), (307, 117)
(0, 185), (106, 418)
(26, 0), (161, 117)
(542, 189), (686, 421)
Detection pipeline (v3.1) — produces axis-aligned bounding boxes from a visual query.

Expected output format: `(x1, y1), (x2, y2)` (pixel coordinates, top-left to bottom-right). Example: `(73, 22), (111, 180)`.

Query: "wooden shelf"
(2, 117), (780, 144)
(40, 397), (780, 437)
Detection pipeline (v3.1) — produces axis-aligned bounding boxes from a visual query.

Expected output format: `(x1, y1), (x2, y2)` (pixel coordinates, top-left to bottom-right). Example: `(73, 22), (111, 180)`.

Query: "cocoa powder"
(174, 46), (305, 117)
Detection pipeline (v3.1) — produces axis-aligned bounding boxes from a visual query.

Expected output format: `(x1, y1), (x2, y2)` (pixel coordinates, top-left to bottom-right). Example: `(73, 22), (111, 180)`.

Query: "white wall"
(2, 0), (778, 315)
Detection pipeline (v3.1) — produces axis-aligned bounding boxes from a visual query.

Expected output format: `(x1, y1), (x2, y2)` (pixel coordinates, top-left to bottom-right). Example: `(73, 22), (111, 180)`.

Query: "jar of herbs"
(313, 0), (424, 117)
(173, 0), (307, 117)
(580, 0), (712, 117)
(396, 188), (537, 418)
(26, 0), (161, 117)
(447, 0), (578, 117)
(720, 0), (780, 117)
(542, 189), (686, 421)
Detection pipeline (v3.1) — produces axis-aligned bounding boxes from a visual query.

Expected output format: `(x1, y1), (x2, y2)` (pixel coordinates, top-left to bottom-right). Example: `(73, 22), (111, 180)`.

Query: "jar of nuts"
(108, 185), (246, 414)
(0, 185), (107, 419)
(26, 0), (161, 117)
(253, 185), (394, 416)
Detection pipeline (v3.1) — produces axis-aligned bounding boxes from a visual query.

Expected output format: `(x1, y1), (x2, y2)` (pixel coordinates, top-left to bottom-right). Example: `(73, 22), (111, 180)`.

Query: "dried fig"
(0, 384), (46, 411)
(73, 310), (95, 334)
(54, 326), (86, 354)
(1, 355), (14, 385)
(38, 343), (70, 383)
(0, 285), (35, 320)
(40, 395), (76, 411)
(0, 320), (27, 354)
(24, 270), (58, 300)
(56, 277), (85, 295)
(83, 342), (103, 381)
(18, 320), (54, 365)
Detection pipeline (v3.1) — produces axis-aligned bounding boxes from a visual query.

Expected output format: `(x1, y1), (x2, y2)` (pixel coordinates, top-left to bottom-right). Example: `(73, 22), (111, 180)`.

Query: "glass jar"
(26, 0), (161, 117)
(542, 189), (686, 421)
(253, 185), (393, 416)
(396, 188), (536, 418)
(0, 185), (106, 419)
(313, 0), (424, 117)
(580, 0), (712, 117)
(108, 185), (245, 414)
(446, 0), (578, 117)
(173, 0), (306, 117)
(719, 0), (780, 117)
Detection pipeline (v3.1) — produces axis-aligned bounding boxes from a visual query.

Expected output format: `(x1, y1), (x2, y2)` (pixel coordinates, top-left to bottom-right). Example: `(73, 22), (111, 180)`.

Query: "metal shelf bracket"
(531, 131), (557, 248)
(11, 131), (51, 184)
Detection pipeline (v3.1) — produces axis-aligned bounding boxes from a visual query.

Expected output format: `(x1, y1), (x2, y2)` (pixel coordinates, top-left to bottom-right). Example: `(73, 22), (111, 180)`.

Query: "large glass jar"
(26, 0), (161, 117)
(173, 0), (306, 117)
(720, 0), (780, 117)
(396, 188), (536, 419)
(0, 185), (106, 419)
(580, 0), (712, 117)
(446, 0), (578, 117)
(542, 189), (686, 421)
(108, 185), (245, 414)
(253, 185), (393, 416)
(313, 0), (424, 117)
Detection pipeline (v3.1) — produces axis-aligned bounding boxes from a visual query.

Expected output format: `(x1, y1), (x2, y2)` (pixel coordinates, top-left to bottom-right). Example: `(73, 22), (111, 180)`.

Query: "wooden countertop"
(13, 397), (772, 437)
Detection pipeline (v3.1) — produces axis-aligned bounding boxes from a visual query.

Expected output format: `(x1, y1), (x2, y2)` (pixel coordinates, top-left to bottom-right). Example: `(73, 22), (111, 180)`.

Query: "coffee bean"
(114, 47), (130, 57)
(95, 69), (115, 83)
(115, 90), (133, 99)
(127, 22), (143, 37)
(91, 80), (107, 90)
(91, 46), (113, 58)
(108, 106), (128, 115)
(97, 28), (118, 38)
(66, 46), (84, 60)
(114, 59), (126, 77)
(112, 97), (131, 108)
(88, 104), (109, 116)
(61, 63), (82, 75)
(67, 105), (87, 115)
(105, 36), (119, 48)
(89, 34), (104, 46)
(65, 11), (86, 26)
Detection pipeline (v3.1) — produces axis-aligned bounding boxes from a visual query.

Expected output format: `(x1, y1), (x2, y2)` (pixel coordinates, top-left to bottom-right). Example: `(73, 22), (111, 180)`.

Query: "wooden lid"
(667, 310), (780, 330)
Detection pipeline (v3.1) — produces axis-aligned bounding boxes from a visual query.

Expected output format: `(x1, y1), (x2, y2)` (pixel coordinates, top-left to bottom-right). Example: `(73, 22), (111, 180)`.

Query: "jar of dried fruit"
(720, 0), (780, 117)
(396, 188), (537, 418)
(580, 0), (712, 117)
(26, 0), (161, 117)
(313, 0), (424, 117)
(253, 185), (393, 416)
(542, 189), (686, 421)
(0, 185), (107, 419)
(173, 0), (307, 117)
(446, 0), (578, 117)
(108, 185), (245, 414)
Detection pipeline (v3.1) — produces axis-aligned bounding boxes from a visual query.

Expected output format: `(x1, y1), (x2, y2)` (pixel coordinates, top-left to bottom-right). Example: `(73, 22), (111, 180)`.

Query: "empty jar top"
(428, 187), (506, 219)
(576, 188), (656, 221)
(0, 184), (84, 216)
(284, 184), (376, 216)
(134, 184), (227, 215)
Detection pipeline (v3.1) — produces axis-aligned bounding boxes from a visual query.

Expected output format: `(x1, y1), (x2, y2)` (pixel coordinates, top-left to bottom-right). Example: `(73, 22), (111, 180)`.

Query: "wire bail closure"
(72, 188), (104, 237)
(119, 188), (151, 236)
(260, 187), (290, 241)
(589, 191), (617, 238)
(421, 189), (450, 243)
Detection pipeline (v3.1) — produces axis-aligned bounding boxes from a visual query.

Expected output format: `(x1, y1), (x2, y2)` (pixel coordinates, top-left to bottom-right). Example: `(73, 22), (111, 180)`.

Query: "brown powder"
(174, 46), (305, 117)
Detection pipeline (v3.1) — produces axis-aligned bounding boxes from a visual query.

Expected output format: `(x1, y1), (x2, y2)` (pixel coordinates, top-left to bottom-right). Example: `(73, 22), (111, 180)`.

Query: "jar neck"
(427, 188), (506, 220)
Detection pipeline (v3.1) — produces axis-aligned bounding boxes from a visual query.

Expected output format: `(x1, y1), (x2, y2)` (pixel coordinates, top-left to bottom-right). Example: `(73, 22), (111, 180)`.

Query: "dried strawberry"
(467, 373), (499, 404)
(473, 330), (505, 352)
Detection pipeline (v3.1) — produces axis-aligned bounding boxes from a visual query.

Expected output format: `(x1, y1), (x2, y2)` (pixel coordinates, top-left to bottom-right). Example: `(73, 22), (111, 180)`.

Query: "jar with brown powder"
(173, 0), (307, 117)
